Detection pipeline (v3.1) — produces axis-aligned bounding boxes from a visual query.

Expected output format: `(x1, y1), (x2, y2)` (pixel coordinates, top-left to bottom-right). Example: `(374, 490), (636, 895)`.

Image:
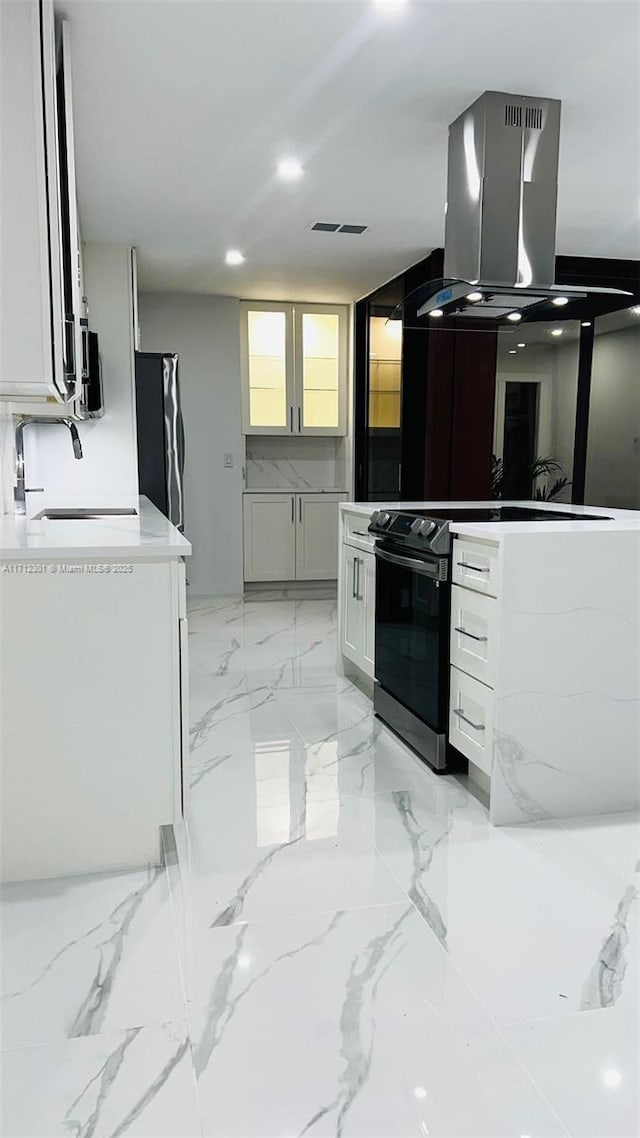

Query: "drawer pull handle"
(457, 561), (490, 573)
(454, 626), (488, 642)
(352, 530), (370, 537)
(453, 708), (485, 731)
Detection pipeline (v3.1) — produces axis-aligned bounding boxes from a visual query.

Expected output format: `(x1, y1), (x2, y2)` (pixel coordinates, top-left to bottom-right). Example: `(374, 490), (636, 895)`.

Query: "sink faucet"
(14, 417), (83, 515)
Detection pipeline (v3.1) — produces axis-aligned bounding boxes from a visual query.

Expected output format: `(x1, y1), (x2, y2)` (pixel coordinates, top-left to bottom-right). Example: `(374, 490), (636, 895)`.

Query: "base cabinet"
(244, 492), (344, 582)
(0, 557), (188, 883)
(341, 545), (375, 678)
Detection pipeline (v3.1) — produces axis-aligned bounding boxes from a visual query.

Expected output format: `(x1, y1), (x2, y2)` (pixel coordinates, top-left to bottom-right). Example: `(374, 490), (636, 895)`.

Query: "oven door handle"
(375, 546), (441, 579)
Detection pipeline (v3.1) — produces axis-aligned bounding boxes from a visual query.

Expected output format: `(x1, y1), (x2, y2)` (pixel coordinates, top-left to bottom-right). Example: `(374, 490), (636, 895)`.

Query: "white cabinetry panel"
(450, 584), (499, 688)
(296, 494), (344, 580)
(243, 493), (296, 582)
(452, 537), (501, 597)
(449, 666), (494, 775)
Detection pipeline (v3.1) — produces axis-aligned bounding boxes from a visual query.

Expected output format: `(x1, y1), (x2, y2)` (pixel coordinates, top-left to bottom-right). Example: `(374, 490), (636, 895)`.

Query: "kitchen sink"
(33, 508), (138, 520)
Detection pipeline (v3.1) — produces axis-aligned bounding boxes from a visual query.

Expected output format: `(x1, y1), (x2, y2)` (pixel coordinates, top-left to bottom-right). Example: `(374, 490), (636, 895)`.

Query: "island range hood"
(416, 90), (631, 322)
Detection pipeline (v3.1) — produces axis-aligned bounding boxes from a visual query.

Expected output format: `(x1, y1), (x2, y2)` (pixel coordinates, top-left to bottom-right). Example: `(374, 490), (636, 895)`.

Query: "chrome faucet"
(14, 417), (84, 515)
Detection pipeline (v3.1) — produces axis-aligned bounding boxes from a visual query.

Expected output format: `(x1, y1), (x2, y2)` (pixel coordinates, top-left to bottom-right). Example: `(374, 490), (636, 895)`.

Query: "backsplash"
(245, 436), (346, 491)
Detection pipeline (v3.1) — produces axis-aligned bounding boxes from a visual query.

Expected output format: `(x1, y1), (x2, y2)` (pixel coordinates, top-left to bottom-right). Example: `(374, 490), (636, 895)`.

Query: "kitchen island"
(0, 497), (191, 882)
(338, 500), (640, 825)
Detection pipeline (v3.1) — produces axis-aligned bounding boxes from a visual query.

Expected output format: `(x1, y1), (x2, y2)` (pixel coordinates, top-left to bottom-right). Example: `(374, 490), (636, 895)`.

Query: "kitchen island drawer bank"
(0, 498), (191, 883)
(338, 500), (640, 825)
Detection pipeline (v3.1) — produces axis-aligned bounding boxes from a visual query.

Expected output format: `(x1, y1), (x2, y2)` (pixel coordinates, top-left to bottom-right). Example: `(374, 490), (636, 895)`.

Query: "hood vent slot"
(505, 103), (522, 127)
(525, 106), (543, 129)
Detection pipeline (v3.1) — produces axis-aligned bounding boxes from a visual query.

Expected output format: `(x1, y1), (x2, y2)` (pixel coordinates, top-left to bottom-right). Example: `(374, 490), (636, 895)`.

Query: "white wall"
(25, 244), (139, 510)
(138, 292), (244, 595)
(586, 324), (640, 509)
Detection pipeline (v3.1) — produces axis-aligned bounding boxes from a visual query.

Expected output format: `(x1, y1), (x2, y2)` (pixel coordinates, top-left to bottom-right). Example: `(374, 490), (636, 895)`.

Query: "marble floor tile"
(188, 905), (567, 1138)
(0, 866), (185, 1048)
(1, 1022), (201, 1137)
(558, 811), (640, 884)
(504, 1005), (640, 1138)
(344, 789), (639, 1026)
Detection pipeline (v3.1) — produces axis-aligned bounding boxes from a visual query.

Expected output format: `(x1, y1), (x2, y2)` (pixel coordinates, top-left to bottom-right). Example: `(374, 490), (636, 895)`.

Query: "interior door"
(295, 493), (344, 580)
(243, 493), (296, 582)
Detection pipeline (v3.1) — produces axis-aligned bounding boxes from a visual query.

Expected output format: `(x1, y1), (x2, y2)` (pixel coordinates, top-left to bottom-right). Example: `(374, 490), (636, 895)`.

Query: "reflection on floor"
(1, 594), (639, 1137)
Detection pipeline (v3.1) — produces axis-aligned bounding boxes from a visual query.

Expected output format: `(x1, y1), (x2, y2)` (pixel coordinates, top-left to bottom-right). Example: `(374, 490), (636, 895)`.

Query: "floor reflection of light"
(414, 1086), (427, 1099)
(603, 1068), (622, 1089)
(255, 739), (292, 847)
(238, 954), (252, 969)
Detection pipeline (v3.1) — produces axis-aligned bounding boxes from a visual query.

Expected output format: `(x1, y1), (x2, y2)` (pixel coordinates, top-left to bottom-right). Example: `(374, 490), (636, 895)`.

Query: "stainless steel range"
(368, 504), (610, 772)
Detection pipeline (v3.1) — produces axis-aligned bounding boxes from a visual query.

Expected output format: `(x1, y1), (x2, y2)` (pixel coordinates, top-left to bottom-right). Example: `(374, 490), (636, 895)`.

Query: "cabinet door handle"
(454, 627), (488, 642)
(356, 558), (364, 601)
(352, 557), (358, 599)
(299, 497), (302, 523)
(457, 561), (490, 573)
(297, 406), (301, 432)
(289, 406), (293, 432)
(453, 707), (485, 731)
(352, 530), (370, 537)
(291, 496), (295, 523)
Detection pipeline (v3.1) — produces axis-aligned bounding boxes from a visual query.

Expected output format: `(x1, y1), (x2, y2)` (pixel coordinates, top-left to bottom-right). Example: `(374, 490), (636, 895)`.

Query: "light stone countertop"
(340, 499), (640, 537)
(0, 496), (192, 561)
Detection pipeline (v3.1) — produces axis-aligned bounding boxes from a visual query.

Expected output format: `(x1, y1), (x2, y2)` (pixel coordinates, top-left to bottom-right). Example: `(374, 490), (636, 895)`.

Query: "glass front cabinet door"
(240, 301), (348, 436)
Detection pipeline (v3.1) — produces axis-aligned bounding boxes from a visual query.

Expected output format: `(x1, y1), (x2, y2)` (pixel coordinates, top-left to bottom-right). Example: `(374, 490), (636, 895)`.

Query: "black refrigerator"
(134, 352), (185, 532)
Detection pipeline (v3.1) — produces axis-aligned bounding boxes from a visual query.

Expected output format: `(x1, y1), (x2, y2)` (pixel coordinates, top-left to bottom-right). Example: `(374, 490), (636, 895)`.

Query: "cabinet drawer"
(452, 537), (501, 597)
(450, 585), (499, 688)
(344, 511), (375, 551)
(449, 666), (494, 775)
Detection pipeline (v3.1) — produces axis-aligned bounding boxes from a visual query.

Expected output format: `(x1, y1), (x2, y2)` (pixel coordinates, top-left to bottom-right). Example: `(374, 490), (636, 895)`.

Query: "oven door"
(374, 543), (450, 737)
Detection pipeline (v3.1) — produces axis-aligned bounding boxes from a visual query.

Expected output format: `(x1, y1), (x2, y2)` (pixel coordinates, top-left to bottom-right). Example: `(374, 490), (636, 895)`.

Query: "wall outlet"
(223, 452), (234, 468)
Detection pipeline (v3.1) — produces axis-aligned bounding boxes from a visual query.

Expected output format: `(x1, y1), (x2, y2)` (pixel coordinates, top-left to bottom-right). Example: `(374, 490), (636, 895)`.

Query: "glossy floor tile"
(1, 594), (638, 1137)
(1, 1023), (200, 1137)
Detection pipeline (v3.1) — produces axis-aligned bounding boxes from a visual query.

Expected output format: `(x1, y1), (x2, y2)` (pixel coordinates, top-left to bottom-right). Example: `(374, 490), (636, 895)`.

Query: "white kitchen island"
(338, 500), (640, 825)
(0, 497), (191, 882)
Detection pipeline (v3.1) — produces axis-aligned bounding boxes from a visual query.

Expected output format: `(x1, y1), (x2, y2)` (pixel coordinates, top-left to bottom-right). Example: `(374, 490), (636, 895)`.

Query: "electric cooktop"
(403, 506), (612, 523)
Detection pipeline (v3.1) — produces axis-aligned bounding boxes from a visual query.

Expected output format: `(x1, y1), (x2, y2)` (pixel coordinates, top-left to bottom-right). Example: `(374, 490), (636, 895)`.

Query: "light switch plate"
(223, 452), (234, 468)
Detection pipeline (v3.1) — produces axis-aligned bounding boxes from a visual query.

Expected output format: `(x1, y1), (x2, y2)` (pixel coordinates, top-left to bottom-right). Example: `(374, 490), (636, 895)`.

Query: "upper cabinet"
(1, 1), (83, 405)
(240, 301), (348, 436)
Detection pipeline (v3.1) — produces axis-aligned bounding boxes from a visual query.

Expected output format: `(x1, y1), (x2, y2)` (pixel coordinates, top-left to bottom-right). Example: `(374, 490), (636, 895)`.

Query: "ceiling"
(63, 0), (640, 302)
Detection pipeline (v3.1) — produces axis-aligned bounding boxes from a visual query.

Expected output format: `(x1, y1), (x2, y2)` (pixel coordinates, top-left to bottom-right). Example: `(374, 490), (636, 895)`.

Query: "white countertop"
(243, 487), (347, 494)
(340, 499), (640, 537)
(0, 497), (192, 561)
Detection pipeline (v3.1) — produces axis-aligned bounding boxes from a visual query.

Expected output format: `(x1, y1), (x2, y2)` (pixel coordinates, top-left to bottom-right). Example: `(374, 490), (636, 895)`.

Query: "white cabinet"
(243, 494), (297, 582)
(339, 510), (376, 680)
(449, 666), (495, 776)
(240, 302), (348, 436)
(450, 584), (499, 688)
(1, 2), (83, 405)
(1, 555), (188, 883)
(244, 492), (344, 582)
(296, 494), (343, 580)
(452, 536), (501, 597)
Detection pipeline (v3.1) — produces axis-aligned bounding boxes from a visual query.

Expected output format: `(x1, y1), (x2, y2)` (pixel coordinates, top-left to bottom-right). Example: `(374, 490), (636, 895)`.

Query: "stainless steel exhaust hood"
(417, 91), (631, 322)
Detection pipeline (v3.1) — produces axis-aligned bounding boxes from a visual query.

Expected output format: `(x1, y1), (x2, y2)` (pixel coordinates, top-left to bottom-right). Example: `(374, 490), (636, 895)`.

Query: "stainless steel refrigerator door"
(162, 354), (185, 532)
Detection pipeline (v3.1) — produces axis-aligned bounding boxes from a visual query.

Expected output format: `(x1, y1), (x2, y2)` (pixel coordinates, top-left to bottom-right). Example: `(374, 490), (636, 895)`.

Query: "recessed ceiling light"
(631, 305), (640, 315)
(430, 309), (444, 318)
(517, 342), (526, 348)
(466, 291), (483, 302)
(277, 157), (304, 182)
(507, 312), (522, 322)
(552, 296), (569, 306)
(509, 349), (517, 354)
(581, 321), (592, 327)
(551, 328), (563, 336)
(225, 249), (245, 266)
(374, 0), (409, 14)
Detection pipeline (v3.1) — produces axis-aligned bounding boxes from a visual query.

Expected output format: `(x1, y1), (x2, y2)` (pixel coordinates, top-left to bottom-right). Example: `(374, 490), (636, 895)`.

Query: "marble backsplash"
(245, 437), (346, 491)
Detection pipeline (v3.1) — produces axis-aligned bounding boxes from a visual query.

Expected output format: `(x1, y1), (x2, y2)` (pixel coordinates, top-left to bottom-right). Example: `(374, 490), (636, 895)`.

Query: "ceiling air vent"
(310, 222), (368, 234)
(504, 103), (522, 127)
(525, 106), (543, 129)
